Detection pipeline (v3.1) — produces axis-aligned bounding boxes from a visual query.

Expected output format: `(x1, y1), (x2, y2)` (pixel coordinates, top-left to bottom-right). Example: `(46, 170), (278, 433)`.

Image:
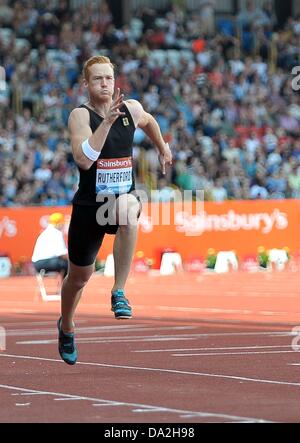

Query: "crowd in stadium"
(1, 0), (300, 206)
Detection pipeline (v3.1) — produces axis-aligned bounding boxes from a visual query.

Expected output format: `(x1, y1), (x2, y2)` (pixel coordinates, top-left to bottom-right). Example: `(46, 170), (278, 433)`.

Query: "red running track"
(0, 271), (300, 423)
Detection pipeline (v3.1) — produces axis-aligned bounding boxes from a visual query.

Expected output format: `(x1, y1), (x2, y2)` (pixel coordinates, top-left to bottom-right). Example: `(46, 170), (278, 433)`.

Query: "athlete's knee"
(65, 273), (90, 291)
(118, 222), (138, 234)
(116, 194), (140, 226)
(65, 264), (94, 290)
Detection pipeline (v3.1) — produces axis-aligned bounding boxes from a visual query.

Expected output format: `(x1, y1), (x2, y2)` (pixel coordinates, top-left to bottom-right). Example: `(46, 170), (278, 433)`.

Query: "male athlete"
(57, 56), (172, 365)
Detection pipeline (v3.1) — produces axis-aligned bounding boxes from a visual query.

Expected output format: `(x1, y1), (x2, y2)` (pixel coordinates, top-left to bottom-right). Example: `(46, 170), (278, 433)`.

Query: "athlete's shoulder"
(125, 99), (143, 108)
(125, 99), (145, 115)
(70, 105), (90, 117)
(68, 106), (90, 126)
(124, 99), (145, 127)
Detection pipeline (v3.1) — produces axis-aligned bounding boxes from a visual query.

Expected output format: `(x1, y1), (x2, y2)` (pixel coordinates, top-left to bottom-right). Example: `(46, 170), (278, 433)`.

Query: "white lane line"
(16, 337), (197, 345)
(92, 402), (123, 407)
(12, 392), (49, 396)
(15, 330), (293, 346)
(5, 325), (149, 337)
(1, 321), (87, 327)
(0, 384), (271, 423)
(53, 397), (85, 401)
(134, 345), (292, 353)
(157, 306), (253, 314)
(0, 353), (298, 388)
(180, 414), (203, 419)
(0, 309), (37, 314)
(155, 306), (294, 316)
(6, 325), (195, 338)
(173, 350), (295, 357)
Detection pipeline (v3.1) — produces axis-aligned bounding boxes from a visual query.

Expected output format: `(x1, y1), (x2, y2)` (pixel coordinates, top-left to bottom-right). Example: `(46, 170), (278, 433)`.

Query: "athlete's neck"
(87, 99), (112, 118)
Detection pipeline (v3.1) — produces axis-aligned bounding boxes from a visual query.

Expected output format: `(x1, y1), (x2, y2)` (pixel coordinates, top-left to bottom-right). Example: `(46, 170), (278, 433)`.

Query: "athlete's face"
(86, 63), (115, 102)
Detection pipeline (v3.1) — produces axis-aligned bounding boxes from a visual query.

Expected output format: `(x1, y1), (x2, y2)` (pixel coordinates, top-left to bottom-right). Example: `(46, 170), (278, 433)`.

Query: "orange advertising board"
(0, 200), (300, 265)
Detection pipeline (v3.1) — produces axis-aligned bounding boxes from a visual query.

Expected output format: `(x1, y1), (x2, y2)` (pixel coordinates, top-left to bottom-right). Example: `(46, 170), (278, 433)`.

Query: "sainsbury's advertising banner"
(0, 200), (299, 265)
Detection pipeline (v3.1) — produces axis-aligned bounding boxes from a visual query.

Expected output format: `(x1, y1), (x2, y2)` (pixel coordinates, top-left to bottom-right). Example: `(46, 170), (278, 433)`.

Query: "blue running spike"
(111, 290), (132, 319)
(57, 317), (78, 365)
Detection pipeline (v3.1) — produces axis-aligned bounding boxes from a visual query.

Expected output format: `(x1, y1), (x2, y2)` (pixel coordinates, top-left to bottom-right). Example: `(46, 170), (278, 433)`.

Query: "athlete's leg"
(112, 194), (141, 292)
(61, 204), (105, 333)
(60, 261), (94, 333)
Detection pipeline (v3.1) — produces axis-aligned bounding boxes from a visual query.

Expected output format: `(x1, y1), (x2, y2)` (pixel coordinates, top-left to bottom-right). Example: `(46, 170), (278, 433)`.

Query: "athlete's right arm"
(68, 108), (112, 170)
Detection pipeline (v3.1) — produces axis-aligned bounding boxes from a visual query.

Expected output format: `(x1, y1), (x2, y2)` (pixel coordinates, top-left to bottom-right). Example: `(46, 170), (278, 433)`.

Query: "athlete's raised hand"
(103, 88), (125, 126)
(159, 143), (173, 175)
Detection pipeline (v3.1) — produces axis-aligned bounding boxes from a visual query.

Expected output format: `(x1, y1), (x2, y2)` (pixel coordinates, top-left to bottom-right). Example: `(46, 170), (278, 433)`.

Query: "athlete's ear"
(82, 78), (89, 89)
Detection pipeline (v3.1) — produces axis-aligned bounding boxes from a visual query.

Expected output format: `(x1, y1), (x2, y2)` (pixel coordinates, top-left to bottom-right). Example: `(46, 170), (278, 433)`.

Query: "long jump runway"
(0, 271), (300, 423)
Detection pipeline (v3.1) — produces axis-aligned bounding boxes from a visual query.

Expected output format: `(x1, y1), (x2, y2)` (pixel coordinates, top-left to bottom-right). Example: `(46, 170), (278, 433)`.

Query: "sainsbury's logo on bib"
(96, 156), (133, 195)
(97, 158), (132, 169)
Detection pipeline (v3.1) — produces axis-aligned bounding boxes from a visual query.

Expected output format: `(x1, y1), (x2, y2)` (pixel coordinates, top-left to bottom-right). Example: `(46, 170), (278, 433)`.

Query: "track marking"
(6, 325), (195, 338)
(0, 353), (299, 388)
(0, 309), (37, 314)
(155, 306), (295, 316)
(132, 408), (166, 413)
(134, 345), (292, 353)
(1, 320), (87, 327)
(14, 332), (295, 339)
(12, 392), (48, 396)
(17, 337), (197, 345)
(173, 350), (295, 357)
(53, 397), (84, 401)
(15, 330), (293, 346)
(92, 402), (123, 407)
(0, 384), (271, 423)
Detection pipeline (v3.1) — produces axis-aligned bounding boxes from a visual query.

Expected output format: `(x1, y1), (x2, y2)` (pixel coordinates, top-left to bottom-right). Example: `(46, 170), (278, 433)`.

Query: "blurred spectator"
(288, 165), (300, 198)
(199, 1), (216, 37)
(151, 178), (179, 202)
(237, 0), (267, 30)
(32, 212), (68, 277)
(210, 178), (228, 202)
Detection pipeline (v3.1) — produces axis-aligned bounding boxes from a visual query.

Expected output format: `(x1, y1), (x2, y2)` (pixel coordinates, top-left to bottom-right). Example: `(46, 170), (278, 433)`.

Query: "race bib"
(96, 157), (133, 194)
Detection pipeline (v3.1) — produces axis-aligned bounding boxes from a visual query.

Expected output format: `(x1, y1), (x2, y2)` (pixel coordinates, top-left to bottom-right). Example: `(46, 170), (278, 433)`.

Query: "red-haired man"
(57, 55), (172, 365)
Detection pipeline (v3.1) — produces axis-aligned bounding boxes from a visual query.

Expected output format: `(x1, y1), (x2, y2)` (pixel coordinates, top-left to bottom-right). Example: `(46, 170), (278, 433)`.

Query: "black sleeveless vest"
(72, 103), (136, 205)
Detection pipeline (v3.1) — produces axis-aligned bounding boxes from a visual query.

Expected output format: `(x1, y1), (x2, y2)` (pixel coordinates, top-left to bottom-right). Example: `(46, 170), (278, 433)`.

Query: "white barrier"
(0, 257), (12, 278)
(214, 251), (238, 274)
(268, 249), (289, 271)
(104, 254), (115, 277)
(160, 252), (183, 276)
(36, 270), (61, 301)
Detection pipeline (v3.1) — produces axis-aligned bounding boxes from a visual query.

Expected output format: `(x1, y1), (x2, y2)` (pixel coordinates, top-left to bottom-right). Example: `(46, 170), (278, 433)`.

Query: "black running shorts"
(68, 196), (141, 267)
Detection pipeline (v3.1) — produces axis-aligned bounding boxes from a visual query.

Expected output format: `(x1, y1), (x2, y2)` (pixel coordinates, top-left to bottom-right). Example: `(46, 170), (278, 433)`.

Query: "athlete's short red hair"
(83, 56), (115, 81)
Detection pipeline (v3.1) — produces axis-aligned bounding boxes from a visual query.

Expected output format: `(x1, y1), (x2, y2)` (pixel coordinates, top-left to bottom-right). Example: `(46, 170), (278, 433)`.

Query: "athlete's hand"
(103, 88), (126, 126)
(159, 143), (173, 175)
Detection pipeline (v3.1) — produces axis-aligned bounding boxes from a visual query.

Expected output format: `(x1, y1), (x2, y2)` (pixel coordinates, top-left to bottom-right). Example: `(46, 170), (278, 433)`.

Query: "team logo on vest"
(122, 117), (130, 126)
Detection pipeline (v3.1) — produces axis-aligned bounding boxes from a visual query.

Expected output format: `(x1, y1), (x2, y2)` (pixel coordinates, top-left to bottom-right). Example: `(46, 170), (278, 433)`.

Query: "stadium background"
(1, 0), (300, 271)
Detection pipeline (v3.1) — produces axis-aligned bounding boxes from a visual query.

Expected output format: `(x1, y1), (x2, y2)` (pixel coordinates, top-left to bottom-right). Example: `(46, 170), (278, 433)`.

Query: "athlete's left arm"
(126, 99), (172, 175)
